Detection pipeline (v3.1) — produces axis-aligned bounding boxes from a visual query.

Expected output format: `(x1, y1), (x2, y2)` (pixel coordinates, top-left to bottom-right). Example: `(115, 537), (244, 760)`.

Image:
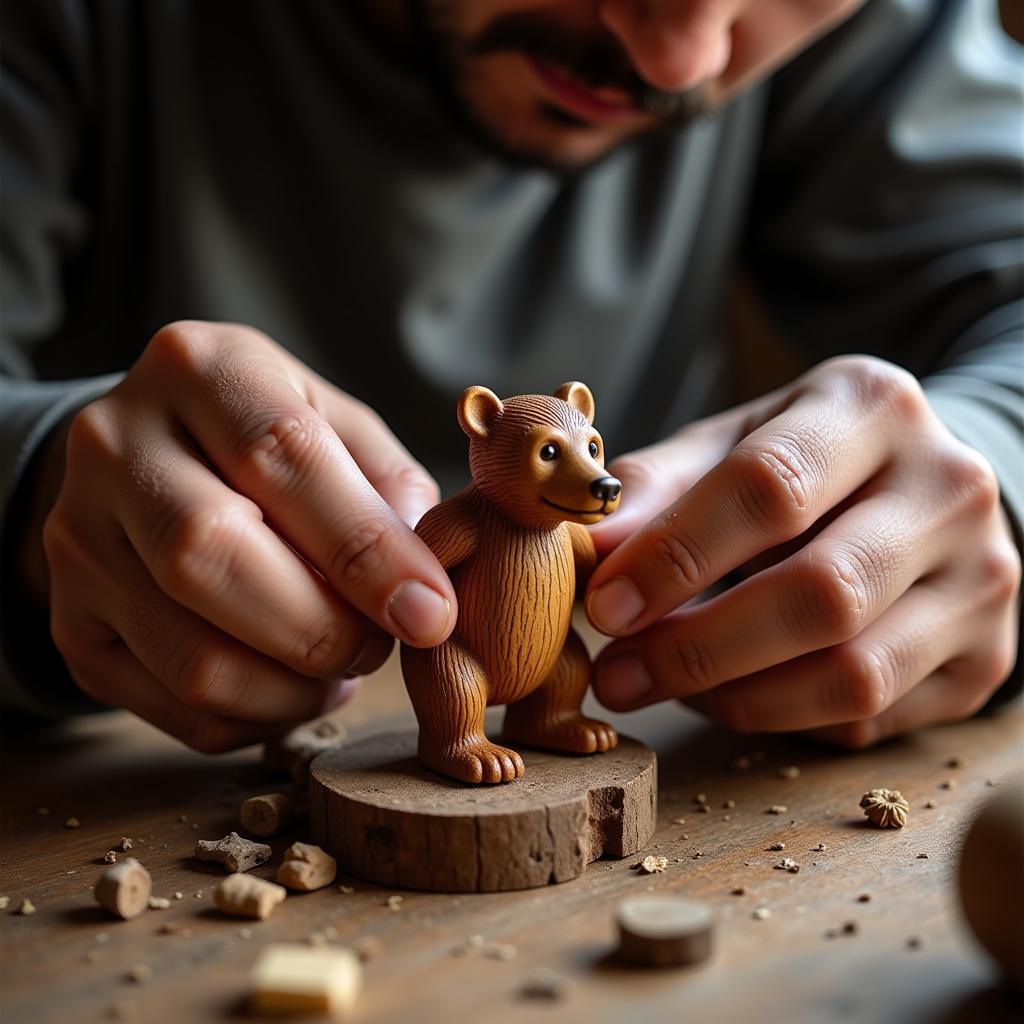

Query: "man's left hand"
(585, 355), (1020, 747)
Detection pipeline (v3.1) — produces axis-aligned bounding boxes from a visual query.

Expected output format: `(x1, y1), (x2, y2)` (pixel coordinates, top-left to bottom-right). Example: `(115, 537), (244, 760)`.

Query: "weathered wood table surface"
(2, 621), (1021, 1024)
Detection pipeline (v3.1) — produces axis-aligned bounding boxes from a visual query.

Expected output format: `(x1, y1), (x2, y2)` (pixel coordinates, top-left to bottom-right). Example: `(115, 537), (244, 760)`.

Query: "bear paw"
(506, 715), (619, 755)
(424, 739), (526, 785)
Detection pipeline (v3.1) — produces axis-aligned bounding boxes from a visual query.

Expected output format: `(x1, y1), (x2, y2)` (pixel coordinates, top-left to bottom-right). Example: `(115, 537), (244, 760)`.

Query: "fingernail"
(388, 580), (452, 644)
(588, 576), (646, 635)
(597, 654), (653, 707)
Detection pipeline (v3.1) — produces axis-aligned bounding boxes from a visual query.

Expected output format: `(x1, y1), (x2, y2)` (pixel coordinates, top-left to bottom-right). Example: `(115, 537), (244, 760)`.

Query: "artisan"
(2, 1), (1021, 750)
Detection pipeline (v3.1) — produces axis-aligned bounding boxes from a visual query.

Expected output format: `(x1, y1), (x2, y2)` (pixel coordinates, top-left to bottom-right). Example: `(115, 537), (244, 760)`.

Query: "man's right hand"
(40, 321), (455, 751)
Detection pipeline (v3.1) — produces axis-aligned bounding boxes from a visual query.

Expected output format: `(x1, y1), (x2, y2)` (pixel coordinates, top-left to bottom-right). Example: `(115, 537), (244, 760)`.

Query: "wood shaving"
(338, 885), (355, 895)
(777, 766), (800, 779)
(195, 832), (271, 873)
(636, 855), (668, 874)
(766, 806), (787, 815)
(120, 838), (133, 851)
(859, 789), (909, 828)
(18, 898), (36, 915)
(65, 817), (80, 829)
(127, 964), (153, 985)
(385, 894), (404, 911)
(670, 818), (686, 825)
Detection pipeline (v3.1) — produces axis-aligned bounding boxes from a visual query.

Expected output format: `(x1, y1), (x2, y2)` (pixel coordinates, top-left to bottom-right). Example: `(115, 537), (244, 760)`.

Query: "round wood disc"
(308, 730), (656, 893)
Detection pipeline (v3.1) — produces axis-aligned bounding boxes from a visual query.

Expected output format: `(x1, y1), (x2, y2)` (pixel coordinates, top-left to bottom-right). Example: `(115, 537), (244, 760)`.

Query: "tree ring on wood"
(308, 729), (656, 893)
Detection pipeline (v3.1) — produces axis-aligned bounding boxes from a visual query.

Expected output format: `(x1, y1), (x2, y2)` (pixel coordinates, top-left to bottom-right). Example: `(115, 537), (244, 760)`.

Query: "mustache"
(467, 11), (711, 120)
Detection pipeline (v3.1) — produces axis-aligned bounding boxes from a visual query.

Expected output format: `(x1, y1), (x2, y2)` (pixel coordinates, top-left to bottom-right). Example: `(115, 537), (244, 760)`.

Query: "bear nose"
(591, 476), (622, 502)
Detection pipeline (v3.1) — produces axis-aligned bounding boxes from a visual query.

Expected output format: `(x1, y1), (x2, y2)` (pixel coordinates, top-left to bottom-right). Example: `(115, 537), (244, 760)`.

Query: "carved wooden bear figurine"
(400, 382), (622, 784)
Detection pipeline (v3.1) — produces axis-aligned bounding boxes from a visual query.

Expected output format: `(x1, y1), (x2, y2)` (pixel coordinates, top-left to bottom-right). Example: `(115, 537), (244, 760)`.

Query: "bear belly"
(453, 527), (575, 705)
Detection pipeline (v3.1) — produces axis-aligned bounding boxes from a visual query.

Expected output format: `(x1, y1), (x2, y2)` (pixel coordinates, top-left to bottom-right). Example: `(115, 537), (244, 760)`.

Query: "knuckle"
(146, 320), (213, 375)
(232, 412), (334, 494)
(176, 642), (244, 712)
(940, 445), (1000, 517)
(66, 400), (118, 464)
(845, 357), (926, 421)
(325, 517), (398, 587)
(150, 501), (256, 601)
(978, 541), (1022, 604)
(790, 550), (869, 644)
(831, 644), (892, 720)
(709, 693), (752, 733)
(651, 529), (707, 595)
(384, 463), (441, 507)
(663, 628), (718, 693)
(730, 441), (813, 536)
(288, 615), (360, 677)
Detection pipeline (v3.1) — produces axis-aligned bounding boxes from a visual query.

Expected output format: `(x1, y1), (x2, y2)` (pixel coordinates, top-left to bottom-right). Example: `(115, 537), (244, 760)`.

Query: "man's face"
(411, 0), (866, 171)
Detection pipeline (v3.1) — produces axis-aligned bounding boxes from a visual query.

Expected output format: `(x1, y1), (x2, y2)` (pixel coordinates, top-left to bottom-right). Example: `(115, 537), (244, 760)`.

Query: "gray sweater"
(2, 0), (1021, 717)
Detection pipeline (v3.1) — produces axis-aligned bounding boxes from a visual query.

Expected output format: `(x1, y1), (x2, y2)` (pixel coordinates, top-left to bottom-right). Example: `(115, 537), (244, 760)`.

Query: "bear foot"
(505, 715), (619, 755)
(422, 738), (526, 785)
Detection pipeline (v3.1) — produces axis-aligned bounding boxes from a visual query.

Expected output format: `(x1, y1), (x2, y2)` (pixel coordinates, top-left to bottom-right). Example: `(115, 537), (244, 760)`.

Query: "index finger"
(585, 373), (913, 636)
(143, 324), (456, 647)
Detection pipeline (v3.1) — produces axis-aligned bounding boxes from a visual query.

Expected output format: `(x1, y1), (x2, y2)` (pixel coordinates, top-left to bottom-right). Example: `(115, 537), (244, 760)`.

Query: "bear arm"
(568, 522), (597, 583)
(414, 493), (480, 570)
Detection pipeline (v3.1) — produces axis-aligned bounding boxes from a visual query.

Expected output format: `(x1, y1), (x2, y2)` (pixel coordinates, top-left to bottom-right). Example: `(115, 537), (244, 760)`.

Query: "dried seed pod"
(94, 859), (152, 920)
(276, 842), (337, 892)
(214, 873), (287, 920)
(859, 788), (909, 828)
(195, 833), (271, 873)
(240, 793), (294, 838)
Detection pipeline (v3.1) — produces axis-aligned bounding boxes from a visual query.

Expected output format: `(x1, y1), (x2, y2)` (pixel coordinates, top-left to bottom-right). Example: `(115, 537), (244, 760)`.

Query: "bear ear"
(554, 381), (595, 424)
(458, 386), (504, 442)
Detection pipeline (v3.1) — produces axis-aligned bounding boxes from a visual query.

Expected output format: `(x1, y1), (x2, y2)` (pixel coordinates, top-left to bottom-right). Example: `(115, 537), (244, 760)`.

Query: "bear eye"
(539, 443), (559, 462)
(589, 440), (599, 458)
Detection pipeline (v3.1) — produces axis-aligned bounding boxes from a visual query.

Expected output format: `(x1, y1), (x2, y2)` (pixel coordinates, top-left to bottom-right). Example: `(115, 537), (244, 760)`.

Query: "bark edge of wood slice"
(308, 730), (656, 893)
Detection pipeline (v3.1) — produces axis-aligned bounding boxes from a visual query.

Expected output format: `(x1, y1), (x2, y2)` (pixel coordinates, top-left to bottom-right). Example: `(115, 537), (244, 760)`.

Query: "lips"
(527, 57), (639, 125)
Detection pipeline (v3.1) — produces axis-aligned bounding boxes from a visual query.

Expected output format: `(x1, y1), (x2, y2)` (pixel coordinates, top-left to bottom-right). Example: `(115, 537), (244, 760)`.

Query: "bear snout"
(590, 476), (622, 503)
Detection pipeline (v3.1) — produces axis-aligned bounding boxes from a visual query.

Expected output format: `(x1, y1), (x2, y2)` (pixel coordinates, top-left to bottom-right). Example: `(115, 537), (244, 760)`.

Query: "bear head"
(457, 382), (622, 527)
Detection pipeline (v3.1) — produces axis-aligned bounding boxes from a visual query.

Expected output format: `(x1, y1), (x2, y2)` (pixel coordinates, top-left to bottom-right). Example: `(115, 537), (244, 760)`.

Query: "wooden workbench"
(2, 621), (1021, 1024)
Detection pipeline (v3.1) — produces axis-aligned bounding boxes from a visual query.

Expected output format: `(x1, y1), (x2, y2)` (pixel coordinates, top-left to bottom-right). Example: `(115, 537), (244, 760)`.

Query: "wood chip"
(774, 858), (801, 874)
(148, 897), (171, 910)
(119, 838), (133, 851)
(752, 907), (771, 920)
(95, 859), (152, 920)
(214, 873), (287, 920)
(616, 896), (714, 967)
(767, 842), (785, 852)
(635, 855), (668, 874)
(127, 964), (153, 985)
(0, 896), (9, 910)
(18, 898), (37, 916)
(520, 967), (568, 1001)
(766, 806), (787, 815)
(240, 793), (294, 838)
(195, 833), (271, 873)
(385, 894), (404, 911)
(811, 843), (827, 852)
(337, 885), (355, 895)
(250, 943), (361, 1017)
(277, 842), (337, 892)
(104, 851), (118, 864)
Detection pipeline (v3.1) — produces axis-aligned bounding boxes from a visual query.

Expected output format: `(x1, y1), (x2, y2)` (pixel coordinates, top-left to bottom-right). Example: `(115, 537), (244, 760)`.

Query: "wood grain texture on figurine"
(400, 382), (622, 784)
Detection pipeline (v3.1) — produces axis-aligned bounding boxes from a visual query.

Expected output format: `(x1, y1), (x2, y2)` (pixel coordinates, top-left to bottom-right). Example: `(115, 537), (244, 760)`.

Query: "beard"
(406, 1), (714, 174)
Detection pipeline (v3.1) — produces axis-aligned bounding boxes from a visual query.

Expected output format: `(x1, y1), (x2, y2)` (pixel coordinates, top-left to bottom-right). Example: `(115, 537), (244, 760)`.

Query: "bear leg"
(502, 629), (618, 754)
(401, 640), (526, 784)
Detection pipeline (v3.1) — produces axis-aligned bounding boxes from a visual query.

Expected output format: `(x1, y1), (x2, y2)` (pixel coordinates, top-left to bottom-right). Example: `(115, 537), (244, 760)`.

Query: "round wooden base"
(308, 730), (657, 893)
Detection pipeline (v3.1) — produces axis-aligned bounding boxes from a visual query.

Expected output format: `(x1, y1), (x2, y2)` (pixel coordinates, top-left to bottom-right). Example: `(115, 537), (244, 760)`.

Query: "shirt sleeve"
(744, 0), (1023, 706)
(1, 0), (118, 718)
